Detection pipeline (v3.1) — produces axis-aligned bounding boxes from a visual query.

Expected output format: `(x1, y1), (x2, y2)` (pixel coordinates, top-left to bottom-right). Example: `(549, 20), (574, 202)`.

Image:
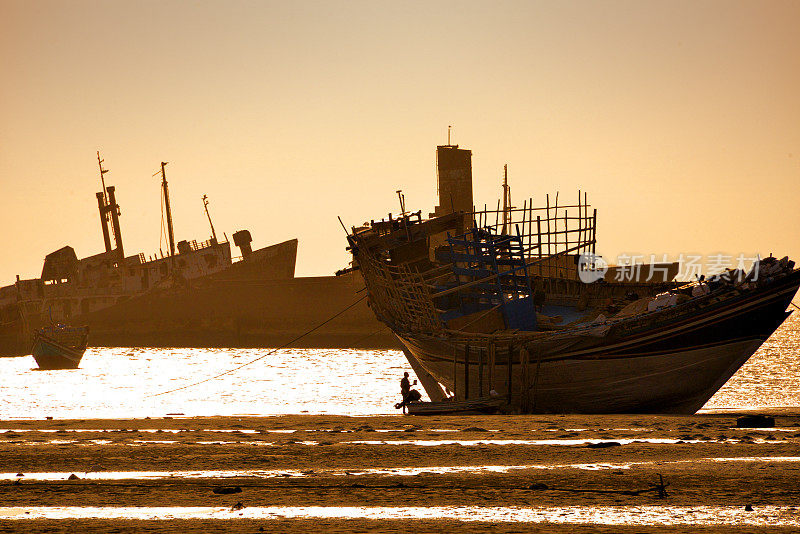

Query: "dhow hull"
(398, 270), (799, 414)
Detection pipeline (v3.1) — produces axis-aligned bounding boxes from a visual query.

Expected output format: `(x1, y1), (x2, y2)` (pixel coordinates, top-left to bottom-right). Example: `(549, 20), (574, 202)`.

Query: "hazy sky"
(1, 0), (798, 281)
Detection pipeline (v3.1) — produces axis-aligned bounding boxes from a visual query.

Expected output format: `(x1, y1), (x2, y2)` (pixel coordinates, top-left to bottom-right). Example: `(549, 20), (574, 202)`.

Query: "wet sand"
(1, 412), (799, 532)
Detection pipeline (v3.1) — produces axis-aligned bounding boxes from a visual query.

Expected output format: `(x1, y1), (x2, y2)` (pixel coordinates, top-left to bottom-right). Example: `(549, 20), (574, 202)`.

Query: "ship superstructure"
(0, 154), (297, 356)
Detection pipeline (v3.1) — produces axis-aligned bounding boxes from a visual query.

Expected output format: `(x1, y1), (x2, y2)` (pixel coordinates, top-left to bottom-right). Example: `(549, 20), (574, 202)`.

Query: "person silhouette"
(397, 372), (418, 413)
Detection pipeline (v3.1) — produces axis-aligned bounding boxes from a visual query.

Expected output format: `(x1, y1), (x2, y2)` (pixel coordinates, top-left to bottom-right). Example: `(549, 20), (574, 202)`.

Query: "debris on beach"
(212, 486), (242, 495)
(587, 441), (622, 449)
(737, 415), (776, 428)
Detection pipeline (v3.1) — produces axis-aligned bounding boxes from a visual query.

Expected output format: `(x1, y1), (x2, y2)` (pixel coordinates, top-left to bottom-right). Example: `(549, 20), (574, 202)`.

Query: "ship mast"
(95, 151), (124, 261)
(501, 164), (511, 235)
(96, 152), (112, 253)
(202, 194), (217, 242)
(160, 162), (176, 264)
(97, 151), (109, 206)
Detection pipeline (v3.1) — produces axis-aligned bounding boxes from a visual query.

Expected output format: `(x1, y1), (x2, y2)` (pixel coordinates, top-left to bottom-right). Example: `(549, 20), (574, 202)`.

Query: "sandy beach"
(1, 411), (798, 532)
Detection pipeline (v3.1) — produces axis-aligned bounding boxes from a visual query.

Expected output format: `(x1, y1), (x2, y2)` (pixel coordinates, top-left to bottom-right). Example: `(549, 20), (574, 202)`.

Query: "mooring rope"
(791, 301), (800, 311)
(148, 294), (368, 397)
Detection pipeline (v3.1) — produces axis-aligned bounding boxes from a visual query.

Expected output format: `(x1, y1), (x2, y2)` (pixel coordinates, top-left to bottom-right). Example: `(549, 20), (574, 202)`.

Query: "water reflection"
(1, 505), (798, 525)
(0, 348), (410, 419)
(5, 456), (799, 481)
(344, 438), (786, 446)
(0, 313), (796, 419)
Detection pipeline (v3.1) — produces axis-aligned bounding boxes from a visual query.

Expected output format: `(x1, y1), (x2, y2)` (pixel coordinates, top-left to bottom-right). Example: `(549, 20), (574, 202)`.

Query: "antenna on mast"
(447, 125), (452, 146)
(202, 194), (217, 242)
(97, 151), (109, 206)
(154, 162), (176, 267)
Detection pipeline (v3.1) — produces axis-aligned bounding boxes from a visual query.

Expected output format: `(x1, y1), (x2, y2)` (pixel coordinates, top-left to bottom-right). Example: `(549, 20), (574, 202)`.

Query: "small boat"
(407, 397), (506, 416)
(31, 324), (89, 370)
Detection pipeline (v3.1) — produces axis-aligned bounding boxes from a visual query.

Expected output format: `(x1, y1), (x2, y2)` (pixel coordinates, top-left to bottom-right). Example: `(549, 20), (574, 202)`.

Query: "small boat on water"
(31, 324), (89, 370)
(345, 144), (800, 414)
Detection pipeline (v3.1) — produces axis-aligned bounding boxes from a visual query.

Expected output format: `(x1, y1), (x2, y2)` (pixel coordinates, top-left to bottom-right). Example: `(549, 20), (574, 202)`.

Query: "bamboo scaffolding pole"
(529, 198), (534, 261)
(536, 215), (542, 267)
(546, 194), (551, 259)
(521, 198), (528, 253)
(578, 189), (583, 254)
(564, 209), (568, 278)
(585, 192), (590, 255)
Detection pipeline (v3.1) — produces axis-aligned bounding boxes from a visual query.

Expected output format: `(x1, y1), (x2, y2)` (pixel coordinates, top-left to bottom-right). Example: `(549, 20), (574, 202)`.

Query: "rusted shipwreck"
(346, 145), (799, 414)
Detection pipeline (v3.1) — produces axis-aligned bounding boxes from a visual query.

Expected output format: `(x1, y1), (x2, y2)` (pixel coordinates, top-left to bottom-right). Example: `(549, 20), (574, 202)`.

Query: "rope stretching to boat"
(148, 294), (368, 397)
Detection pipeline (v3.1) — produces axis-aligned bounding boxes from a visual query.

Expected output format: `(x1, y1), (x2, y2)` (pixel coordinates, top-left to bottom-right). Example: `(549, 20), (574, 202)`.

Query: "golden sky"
(1, 0), (798, 281)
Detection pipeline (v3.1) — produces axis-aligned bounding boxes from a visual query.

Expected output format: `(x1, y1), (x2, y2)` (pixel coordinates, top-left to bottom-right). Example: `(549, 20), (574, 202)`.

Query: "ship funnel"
(96, 192), (113, 253)
(432, 144), (473, 220)
(233, 230), (253, 259)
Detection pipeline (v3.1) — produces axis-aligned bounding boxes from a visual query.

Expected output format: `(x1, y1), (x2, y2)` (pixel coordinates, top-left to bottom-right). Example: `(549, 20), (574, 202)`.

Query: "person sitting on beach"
(395, 372), (419, 413)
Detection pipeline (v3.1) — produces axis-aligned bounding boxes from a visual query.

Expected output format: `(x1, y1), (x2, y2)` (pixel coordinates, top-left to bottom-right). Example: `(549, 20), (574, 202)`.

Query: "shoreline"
(1, 413), (798, 531)
(0, 404), (798, 422)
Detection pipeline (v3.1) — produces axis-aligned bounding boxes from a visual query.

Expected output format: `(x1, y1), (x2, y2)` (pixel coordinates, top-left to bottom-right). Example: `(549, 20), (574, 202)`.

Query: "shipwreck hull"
(399, 270), (800, 414)
(76, 272), (397, 350)
(0, 321), (27, 357)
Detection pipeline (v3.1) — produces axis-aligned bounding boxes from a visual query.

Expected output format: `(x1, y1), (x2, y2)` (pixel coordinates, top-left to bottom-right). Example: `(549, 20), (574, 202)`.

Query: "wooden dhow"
(346, 145), (799, 414)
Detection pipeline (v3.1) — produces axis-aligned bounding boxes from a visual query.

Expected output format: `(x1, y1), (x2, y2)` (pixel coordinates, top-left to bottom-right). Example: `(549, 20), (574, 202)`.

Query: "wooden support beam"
(478, 346), (484, 397)
(402, 348), (446, 402)
(464, 344), (470, 400)
(452, 346), (458, 400)
(488, 343), (496, 393)
(531, 347), (543, 412)
(521, 347), (530, 413)
(507, 344), (514, 407)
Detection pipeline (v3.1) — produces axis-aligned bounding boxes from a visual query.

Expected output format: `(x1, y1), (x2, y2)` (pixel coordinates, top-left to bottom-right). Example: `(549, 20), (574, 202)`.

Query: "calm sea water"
(1, 312), (797, 420)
